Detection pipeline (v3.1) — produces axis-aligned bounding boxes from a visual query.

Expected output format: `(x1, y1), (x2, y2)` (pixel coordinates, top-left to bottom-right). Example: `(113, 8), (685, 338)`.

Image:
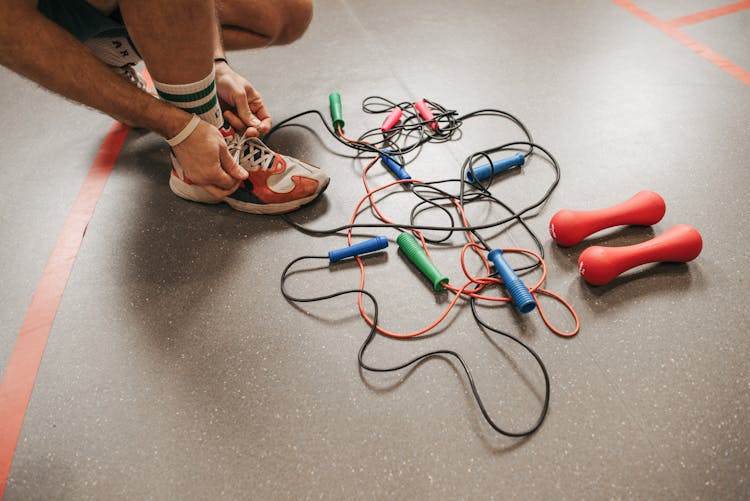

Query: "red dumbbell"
(549, 191), (666, 246)
(577, 224), (703, 285)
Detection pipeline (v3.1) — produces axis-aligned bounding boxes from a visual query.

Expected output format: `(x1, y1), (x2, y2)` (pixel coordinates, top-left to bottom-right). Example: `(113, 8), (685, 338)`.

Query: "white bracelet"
(166, 114), (201, 147)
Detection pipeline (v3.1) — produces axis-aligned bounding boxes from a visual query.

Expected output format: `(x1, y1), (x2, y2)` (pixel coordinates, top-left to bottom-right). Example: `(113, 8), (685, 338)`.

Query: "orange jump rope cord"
(336, 124), (580, 338)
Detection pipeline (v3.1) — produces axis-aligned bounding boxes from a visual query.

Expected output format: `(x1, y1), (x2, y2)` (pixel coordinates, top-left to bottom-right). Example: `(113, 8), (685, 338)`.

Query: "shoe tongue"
(219, 122), (236, 138)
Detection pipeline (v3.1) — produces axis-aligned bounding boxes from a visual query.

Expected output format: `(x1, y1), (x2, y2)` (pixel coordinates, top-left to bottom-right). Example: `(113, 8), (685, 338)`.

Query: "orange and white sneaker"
(169, 126), (330, 214)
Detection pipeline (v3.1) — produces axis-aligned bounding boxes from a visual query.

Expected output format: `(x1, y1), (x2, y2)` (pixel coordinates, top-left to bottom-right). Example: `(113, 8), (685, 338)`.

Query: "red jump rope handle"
(577, 224), (703, 285)
(549, 191), (666, 246)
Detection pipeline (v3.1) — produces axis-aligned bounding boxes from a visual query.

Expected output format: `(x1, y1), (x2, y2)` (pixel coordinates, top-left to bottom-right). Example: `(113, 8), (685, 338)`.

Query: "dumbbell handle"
(550, 191), (666, 246)
(578, 224), (702, 285)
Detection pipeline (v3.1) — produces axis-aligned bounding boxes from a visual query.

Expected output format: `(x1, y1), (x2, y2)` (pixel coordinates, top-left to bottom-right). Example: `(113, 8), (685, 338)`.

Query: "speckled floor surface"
(1, 1), (748, 499)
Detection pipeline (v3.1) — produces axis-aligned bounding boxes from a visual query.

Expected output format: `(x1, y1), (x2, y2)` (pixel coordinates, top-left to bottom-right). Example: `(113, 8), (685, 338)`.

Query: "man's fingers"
(203, 143), (239, 189)
(223, 109), (246, 132)
(257, 117), (272, 134)
(208, 164), (239, 190)
(171, 120), (247, 195)
(248, 98), (270, 121)
(219, 142), (249, 181)
(234, 88), (257, 127)
(224, 109), (262, 137)
(204, 183), (240, 199)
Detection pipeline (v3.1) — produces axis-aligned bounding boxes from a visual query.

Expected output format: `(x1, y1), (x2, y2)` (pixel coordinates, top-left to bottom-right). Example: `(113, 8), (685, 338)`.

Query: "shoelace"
(228, 132), (247, 165)
(227, 135), (276, 171)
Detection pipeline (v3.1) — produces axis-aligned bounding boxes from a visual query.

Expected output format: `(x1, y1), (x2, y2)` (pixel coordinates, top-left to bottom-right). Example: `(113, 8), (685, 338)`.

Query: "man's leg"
(111, 0), (328, 214)
(116, 0), (249, 200)
(118, 1), (214, 93)
(217, 0), (313, 50)
(118, 1), (224, 127)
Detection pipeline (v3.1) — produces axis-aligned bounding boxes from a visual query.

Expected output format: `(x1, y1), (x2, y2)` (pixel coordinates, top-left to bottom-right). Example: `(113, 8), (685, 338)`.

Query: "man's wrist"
(139, 97), (194, 139)
(166, 114), (201, 147)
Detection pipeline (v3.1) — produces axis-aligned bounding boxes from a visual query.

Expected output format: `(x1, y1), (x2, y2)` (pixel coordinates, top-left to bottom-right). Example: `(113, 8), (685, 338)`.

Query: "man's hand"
(172, 119), (249, 199)
(214, 61), (272, 137)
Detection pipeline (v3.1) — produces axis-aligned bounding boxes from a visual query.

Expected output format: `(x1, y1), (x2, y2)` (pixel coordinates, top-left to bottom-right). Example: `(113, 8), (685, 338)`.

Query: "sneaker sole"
(225, 177), (330, 215)
(170, 175), (330, 215)
(169, 175), (224, 204)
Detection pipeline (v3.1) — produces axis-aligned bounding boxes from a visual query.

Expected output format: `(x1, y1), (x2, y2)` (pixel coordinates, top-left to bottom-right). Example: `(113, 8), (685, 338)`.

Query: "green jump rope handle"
(396, 232), (449, 291)
(329, 92), (344, 131)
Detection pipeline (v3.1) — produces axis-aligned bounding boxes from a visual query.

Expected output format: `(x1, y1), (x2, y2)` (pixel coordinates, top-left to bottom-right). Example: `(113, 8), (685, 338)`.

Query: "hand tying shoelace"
(169, 126), (330, 215)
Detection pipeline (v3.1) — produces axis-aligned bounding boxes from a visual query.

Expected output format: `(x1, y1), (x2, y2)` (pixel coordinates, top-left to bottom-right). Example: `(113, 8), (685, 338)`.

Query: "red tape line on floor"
(613, 0), (750, 87)
(0, 121), (130, 498)
(666, 0), (750, 28)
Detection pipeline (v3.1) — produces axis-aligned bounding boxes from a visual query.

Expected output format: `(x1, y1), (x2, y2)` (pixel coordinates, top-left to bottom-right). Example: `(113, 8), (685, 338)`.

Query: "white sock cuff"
(152, 69), (215, 97)
(153, 70), (223, 128)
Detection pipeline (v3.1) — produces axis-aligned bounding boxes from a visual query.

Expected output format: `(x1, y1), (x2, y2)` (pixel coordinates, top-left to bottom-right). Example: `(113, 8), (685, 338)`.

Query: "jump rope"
(266, 94), (580, 437)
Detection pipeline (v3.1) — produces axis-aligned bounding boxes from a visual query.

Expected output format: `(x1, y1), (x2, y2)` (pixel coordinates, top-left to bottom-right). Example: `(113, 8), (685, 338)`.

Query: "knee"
(219, 0), (313, 49)
(272, 0), (313, 45)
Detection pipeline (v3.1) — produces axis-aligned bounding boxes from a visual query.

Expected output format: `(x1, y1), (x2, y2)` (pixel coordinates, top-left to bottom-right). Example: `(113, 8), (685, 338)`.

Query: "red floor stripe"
(612, 0), (750, 87)
(0, 121), (130, 499)
(666, 0), (750, 28)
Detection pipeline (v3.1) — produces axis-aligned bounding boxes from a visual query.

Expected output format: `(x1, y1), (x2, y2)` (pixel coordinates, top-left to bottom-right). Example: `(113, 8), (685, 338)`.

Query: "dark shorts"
(37, 0), (129, 41)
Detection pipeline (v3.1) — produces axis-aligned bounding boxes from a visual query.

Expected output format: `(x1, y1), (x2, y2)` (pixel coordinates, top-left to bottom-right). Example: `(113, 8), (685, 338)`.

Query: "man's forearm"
(0, 1), (190, 138)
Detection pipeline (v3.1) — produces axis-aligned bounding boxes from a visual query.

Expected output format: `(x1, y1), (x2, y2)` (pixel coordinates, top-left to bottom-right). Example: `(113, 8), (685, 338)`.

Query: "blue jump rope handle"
(380, 149), (412, 180)
(466, 153), (525, 183)
(487, 249), (537, 314)
(329, 236), (389, 263)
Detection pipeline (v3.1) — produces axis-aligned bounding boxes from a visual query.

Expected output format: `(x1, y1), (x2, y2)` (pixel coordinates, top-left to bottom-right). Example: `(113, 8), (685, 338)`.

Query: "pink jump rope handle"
(549, 191), (666, 246)
(577, 224), (703, 285)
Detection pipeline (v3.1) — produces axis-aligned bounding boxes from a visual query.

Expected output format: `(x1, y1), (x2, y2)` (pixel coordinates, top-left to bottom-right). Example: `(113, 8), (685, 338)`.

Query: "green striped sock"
(153, 70), (223, 128)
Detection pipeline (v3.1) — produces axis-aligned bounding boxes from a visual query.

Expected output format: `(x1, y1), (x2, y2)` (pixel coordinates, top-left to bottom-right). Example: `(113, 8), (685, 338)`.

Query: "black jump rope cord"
(280, 256), (550, 438)
(270, 97), (559, 437)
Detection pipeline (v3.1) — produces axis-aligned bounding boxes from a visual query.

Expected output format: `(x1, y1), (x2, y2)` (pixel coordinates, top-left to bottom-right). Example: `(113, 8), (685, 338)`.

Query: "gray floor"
(2, 0), (749, 499)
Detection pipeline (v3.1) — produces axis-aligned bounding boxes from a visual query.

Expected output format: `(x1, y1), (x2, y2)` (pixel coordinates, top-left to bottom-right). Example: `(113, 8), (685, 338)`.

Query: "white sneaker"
(169, 126), (330, 214)
(84, 36), (148, 91)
